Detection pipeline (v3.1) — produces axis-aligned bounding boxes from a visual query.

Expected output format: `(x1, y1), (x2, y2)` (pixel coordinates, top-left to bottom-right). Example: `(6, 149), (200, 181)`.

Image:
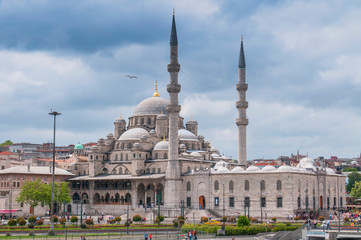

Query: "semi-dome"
(211, 153), (220, 158)
(178, 129), (198, 141)
(132, 97), (168, 116)
(154, 141), (169, 151)
(74, 144), (84, 150)
(246, 166), (259, 172)
(190, 151), (202, 157)
(262, 165), (276, 171)
(118, 128), (150, 141)
(231, 166), (245, 172)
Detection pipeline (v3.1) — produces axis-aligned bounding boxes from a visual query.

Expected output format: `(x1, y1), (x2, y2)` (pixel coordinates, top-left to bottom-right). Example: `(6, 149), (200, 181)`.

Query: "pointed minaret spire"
(170, 9), (178, 46)
(236, 36), (248, 166)
(238, 35), (246, 68)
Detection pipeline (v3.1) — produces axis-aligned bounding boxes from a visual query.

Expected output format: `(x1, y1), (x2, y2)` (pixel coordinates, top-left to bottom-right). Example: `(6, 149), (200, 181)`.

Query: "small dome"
(181, 152), (189, 156)
(246, 166), (260, 172)
(211, 153), (220, 158)
(178, 129), (198, 141)
(351, 161), (358, 165)
(298, 157), (318, 171)
(326, 168), (336, 174)
(216, 166), (230, 173)
(107, 133), (114, 138)
(119, 128), (150, 141)
(133, 142), (141, 148)
(186, 119), (197, 124)
(179, 144), (186, 149)
(231, 166), (245, 172)
(150, 130), (156, 134)
(262, 165), (276, 172)
(74, 144), (84, 150)
(157, 113), (167, 120)
(190, 151), (202, 157)
(215, 161), (228, 168)
(278, 165), (292, 172)
(115, 117), (126, 122)
(132, 97), (168, 116)
(154, 141), (169, 151)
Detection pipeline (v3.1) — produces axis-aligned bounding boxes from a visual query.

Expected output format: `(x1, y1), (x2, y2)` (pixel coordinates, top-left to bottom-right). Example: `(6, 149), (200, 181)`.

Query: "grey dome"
(118, 128), (150, 141)
(178, 129), (198, 141)
(154, 141), (169, 151)
(132, 97), (168, 116)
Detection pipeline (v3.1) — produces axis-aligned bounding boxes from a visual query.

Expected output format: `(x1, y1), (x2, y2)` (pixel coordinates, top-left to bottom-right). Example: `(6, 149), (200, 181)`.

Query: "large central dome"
(132, 96), (169, 116)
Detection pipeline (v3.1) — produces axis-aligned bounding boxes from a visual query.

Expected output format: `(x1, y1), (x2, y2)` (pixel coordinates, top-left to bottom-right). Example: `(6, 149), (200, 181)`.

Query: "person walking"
(144, 232), (148, 240)
(188, 231), (192, 240)
(149, 233), (152, 240)
(194, 231), (197, 240)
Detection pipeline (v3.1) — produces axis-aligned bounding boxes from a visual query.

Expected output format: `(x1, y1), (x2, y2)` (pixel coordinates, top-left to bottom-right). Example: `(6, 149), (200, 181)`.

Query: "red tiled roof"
(0, 151), (13, 155)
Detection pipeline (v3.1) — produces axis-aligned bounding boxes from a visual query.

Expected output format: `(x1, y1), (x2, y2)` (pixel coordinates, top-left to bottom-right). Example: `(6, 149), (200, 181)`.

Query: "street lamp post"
(261, 186), (263, 223)
(8, 177), (12, 220)
(126, 182), (130, 234)
(49, 110), (61, 234)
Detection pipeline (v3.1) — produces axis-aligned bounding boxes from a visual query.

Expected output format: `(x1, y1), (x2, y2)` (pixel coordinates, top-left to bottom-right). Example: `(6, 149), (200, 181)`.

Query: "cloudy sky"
(1, 0), (361, 160)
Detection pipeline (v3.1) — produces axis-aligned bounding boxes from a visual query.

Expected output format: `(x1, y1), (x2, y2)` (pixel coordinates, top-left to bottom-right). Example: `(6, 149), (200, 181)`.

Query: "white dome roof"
(118, 128), (150, 141)
(214, 161), (228, 168)
(132, 96), (168, 116)
(246, 166), (260, 172)
(298, 157), (318, 171)
(211, 168), (216, 173)
(231, 166), (245, 172)
(190, 152), (202, 157)
(211, 153), (220, 158)
(262, 165), (276, 171)
(179, 144), (186, 149)
(326, 168), (336, 174)
(178, 129), (198, 141)
(153, 141), (169, 151)
(216, 166), (230, 173)
(294, 167), (307, 172)
(351, 161), (358, 165)
(278, 165), (292, 172)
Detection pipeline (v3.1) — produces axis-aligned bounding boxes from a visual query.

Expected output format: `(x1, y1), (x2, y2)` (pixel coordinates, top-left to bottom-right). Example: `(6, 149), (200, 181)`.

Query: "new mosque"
(68, 13), (346, 219)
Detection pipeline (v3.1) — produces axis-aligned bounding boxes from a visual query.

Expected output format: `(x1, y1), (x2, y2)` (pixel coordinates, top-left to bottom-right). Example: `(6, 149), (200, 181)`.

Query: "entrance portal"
(199, 196), (205, 209)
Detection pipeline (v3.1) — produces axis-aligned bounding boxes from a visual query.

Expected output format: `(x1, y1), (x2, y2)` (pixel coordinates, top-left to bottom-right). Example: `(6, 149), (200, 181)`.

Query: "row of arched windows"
(130, 117), (154, 126)
(211, 180), (282, 191)
(154, 153), (168, 159)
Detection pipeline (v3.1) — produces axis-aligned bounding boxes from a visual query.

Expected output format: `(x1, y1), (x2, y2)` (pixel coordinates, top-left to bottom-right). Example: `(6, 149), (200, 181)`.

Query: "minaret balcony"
(236, 118), (249, 126)
(236, 83), (248, 91)
(167, 63), (180, 72)
(167, 84), (181, 93)
(236, 100), (248, 109)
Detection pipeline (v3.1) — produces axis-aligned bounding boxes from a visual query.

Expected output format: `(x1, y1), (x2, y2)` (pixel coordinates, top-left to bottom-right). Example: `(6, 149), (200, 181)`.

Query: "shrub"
(70, 216), (78, 223)
(250, 217), (258, 223)
(229, 217), (236, 223)
(59, 218), (66, 225)
(179, 219), (185, 226)
(272, 217), (277, 222)
(237, 215), (250, 227)
(154, 218), (160, 224)
(294, 217), (300, 220)
(18, 219), (27, 226)
(110, 219), (116, 224)
(201, 216), (209, 223)
(47, 230), (56, 236)
(125, 221), (131, 227)
(177, 216), (185, 220)
(157, 215), (165, 222)
(6, 233), (10, 237)
(115, 216), (121, 223)
(85, 219), (93, 225)
(344, 217), (350, 222)
(221, 216), (228, 222)
(173, 219), (179, 228)
(272, 223), (287, 232)
(29, 231), (35, 236)
(8, 219), (17, 226)
(28, 223), (35, 229)
(80, 223), (87, 229)
(36, 220), (44, 225)
(318, 216), (325, 221)
(16, 217), (24, 224)
(133, 214), (142, 222)
(28, 216), (36, 224)
(51, 215), (58, 223)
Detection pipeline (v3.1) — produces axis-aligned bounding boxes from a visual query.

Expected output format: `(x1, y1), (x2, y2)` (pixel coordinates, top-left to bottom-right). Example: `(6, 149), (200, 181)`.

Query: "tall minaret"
(164, 10), (182, 209)
(236, 36), (248, 166)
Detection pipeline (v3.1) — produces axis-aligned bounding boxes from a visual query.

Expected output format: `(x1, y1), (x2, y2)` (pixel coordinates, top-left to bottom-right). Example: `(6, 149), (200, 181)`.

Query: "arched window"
(126, 154), (128, 160)
(260, 180), (265, 191)
(245, 180), (249, 191)
(158, 168), (161, 173)
(90, 155), (93, 160)
(155, 153), (158, 159)
(187, 181), (191, 191)
(152, 168), (156, 173)
(128, 142), (132, 148)
(187, 166), (191, 172)
(111, 169), (116, 175)
(121, 143), (125, 149)
(229, 180), (234, 191)
(120, 153), (123, 161)
(141, 118), (144, 124)
(93, 193), (100, 203)
(125, 169), (129, 174)
(163, 153), (168, 159)
(214, 180), (219, 191)
(147, 118), (151, 124)
(277, 180), (282, 190)
(102, 168), (108, 174)
(119, 168), (123, 174)
(96, 155), (98, 160)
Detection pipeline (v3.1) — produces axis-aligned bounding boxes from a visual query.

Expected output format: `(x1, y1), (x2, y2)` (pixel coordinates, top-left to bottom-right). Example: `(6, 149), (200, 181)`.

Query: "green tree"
(350, 181), (361, 198)
(0, 140), (13, 147)
(346, 172), (361, 192)
(343, 167), (357, 172)
(16, 179), (42, 215)
(237, 215), (250, 227)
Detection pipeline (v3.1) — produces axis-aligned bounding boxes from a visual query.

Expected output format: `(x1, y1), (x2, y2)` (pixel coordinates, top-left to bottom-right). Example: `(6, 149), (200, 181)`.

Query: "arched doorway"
(137, 184), (145, 206)
(199, 196), (205, 209)
(320, 195), (323, 210)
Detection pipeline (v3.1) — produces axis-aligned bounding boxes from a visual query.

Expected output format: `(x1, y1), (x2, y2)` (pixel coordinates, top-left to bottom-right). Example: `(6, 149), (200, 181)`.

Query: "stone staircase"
(185, 209), (212, 223)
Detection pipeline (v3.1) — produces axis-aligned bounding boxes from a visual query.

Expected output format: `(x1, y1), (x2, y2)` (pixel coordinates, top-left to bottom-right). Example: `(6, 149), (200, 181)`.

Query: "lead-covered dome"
(178, 129), (198, 141)
(74, 143), (84, 150)
(246, 166), (259, 172)
(132, 97), (168, 116)
(298, 157), (318, 171)
(262, 165), (276, 171)
(118, 128), (150, 141)
(154, 141), (169, 150)
(231, 166), (245, 172)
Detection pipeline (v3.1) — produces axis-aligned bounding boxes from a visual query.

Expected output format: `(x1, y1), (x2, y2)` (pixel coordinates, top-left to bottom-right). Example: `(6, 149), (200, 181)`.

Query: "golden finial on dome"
(209, 140), (212, 147)
(163, 136), (166, 141)
(153, 80), (160, 97)
(119, 114), (122, 118)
